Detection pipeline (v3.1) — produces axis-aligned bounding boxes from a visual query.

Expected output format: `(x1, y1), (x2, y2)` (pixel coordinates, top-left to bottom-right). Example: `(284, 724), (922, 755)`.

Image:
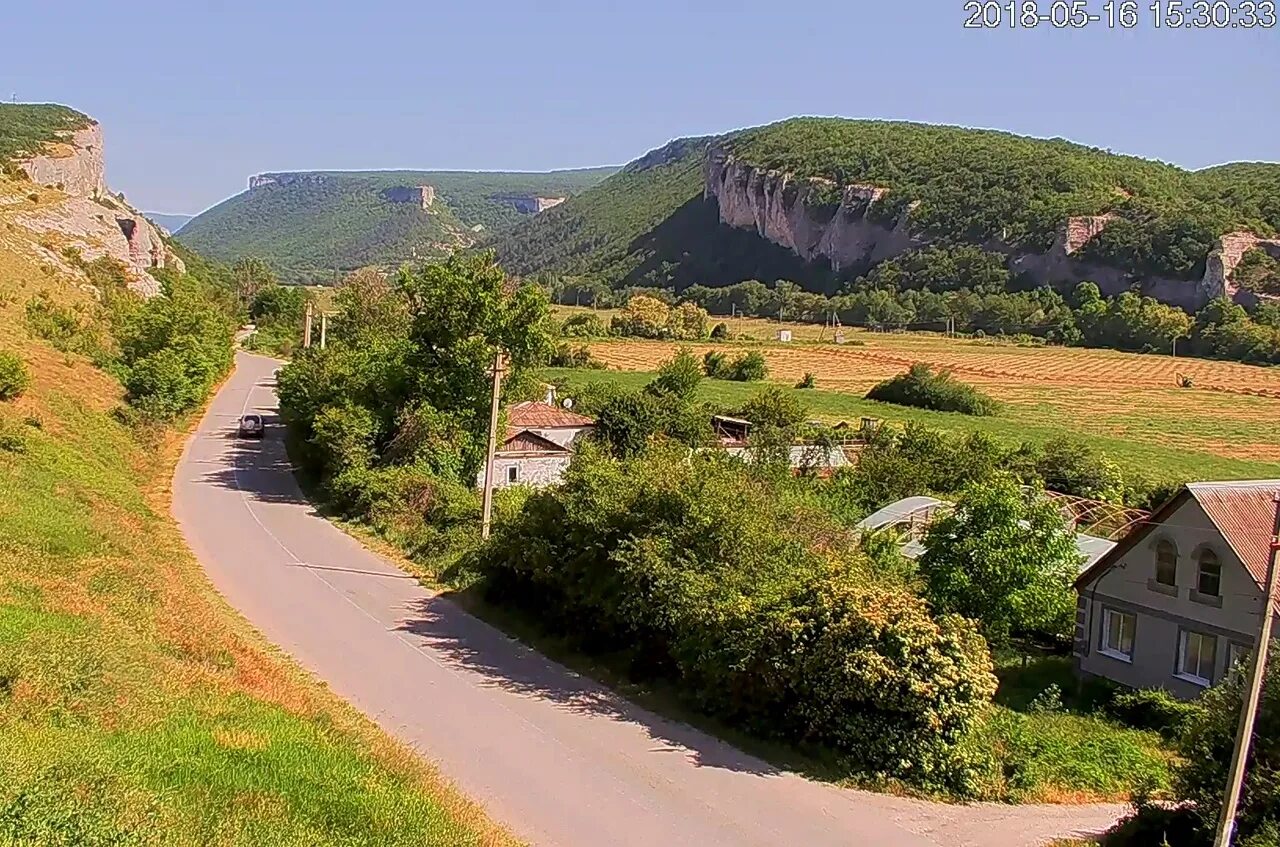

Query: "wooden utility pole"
(1214, 494), (1280, 847)
(480, 350), (506, 540)
(303, 301), (314, 348)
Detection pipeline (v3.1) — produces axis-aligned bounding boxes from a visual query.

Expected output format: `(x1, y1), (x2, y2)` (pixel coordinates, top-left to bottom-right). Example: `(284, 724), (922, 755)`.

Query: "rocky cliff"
(7, 119), (181, 297)
(704, 145), (1276, 310)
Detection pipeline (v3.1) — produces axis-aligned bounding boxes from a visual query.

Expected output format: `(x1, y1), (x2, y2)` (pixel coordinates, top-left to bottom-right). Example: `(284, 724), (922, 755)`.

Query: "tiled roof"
(507, 401), (594, 429)
(1188, 481), (1280, 605)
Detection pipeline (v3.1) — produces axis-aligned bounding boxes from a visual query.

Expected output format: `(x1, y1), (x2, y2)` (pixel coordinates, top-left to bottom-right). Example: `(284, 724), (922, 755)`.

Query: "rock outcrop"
(9, 120), (180, 297)
(705, 144), (1272, 311)
(248, 172), (328, 190)
(381, 185), (435, 209)
(18, 124), (106, 199)
(492, 194), (567, 214)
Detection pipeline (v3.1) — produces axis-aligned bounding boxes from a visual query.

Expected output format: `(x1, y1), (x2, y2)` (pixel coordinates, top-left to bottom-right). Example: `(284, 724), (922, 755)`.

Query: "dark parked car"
(237, 414), (265, 439)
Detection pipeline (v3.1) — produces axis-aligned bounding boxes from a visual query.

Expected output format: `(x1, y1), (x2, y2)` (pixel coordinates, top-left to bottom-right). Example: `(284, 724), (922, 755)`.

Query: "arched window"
(1197, 548), (1222, 597)
(1155, 539), (1177, 586)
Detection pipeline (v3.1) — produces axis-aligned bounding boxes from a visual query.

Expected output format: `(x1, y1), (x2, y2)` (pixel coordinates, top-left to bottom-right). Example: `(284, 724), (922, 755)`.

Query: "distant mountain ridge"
(145, 212), (193, 234)
(179, 166), (616, 283)
(488, 118), (1280, 309)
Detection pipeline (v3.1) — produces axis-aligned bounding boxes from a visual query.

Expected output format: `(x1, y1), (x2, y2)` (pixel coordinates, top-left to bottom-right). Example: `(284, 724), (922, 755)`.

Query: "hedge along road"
(172, 352), (1125, 847)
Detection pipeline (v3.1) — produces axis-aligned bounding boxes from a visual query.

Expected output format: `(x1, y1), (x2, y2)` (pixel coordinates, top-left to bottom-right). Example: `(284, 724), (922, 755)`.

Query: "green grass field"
(546, 367), (1280, 484)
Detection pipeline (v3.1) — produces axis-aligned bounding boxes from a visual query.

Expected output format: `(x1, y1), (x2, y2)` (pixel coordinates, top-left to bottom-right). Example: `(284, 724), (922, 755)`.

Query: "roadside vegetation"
(0, 222), (510, 843)
(278, 253), (1190, 805)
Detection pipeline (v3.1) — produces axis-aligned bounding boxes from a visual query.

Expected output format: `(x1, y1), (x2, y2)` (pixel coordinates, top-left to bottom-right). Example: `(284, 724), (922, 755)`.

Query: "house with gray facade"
(1074, 480), (1280, 699)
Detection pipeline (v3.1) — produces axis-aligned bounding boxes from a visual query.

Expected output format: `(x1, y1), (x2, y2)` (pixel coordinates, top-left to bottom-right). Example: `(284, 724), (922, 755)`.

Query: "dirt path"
(171, 352), (1126, 847)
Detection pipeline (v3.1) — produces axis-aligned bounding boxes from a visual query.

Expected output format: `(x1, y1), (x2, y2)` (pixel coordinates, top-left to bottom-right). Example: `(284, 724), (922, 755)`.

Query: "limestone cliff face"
(9, 120), (181, 297)
(18, 124), (106, 199)
(704, 144), (1270, 310)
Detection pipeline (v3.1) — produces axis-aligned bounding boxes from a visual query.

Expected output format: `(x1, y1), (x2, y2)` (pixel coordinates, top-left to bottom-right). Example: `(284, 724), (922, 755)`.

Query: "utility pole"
(303, 301), (313, 348)
(1214, 494), (1280, 847)
(480, 350), (506, 540)
(319, 313), (328, 350)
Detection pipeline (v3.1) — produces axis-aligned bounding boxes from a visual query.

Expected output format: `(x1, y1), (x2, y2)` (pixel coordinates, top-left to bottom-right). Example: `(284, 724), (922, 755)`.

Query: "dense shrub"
(702, 350), (728, 378)
(474, 445), (997, 793)
(728, 350), (768, 381)
(1106, 688), (1204, 740)
(866, 363), (999, 416)
(647, 348), (702, 400)
(1173, 643), (1280, 844)
(560, 312), (607, 337)
(0, 351), (29, 401)
(610, 295), (670, 339)
(549, 341), (602, 369)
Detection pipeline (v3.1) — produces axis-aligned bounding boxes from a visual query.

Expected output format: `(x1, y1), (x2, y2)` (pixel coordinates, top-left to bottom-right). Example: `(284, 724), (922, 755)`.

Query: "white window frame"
(506, 465), (519, 484)
(1176, 629), (1217, 687)
(1100, 608), (1135, 663)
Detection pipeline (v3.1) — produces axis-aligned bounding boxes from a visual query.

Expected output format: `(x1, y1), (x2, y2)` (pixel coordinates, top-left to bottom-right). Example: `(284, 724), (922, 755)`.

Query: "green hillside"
(490, 135), (829, 289)
(180, 167), (616, 283)
(0, 103), (93, 167)
(489, 118), (1280, 291)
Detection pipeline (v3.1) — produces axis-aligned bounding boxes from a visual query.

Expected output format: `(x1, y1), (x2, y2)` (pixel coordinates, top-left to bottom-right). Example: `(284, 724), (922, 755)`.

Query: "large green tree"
(399, 250), (552, 438)
(918, 474), (1081, 646)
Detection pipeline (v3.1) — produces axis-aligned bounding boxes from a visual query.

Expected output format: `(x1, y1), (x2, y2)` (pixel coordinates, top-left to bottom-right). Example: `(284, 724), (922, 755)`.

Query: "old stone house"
(476, 400), (595, 490)
(1074, 480), (1280, 699)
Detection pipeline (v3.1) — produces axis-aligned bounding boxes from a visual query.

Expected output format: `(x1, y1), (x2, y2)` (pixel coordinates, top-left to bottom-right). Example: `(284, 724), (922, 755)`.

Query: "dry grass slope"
(0, 180), (515, 845)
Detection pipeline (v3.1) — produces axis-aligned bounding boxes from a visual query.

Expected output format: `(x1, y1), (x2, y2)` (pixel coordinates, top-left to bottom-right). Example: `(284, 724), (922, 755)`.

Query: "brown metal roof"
(507, 401), (595, 429)
(1189, 481), (1280, 604)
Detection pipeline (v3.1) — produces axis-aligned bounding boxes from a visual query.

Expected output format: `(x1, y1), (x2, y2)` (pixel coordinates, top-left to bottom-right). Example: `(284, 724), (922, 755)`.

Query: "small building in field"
(476, 400), (595, 490)
(1074, 480), (1280, 699)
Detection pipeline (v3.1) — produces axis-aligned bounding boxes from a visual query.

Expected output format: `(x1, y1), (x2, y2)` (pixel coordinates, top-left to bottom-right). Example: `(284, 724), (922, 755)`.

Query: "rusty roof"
(507, 401), (594, 429)
(1188, 481), (1280, 605)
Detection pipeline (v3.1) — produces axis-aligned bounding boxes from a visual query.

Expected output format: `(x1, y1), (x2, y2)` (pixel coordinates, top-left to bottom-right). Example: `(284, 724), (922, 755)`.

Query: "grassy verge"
(545, 367), (1280, 482)
(0, 324), (512, 842)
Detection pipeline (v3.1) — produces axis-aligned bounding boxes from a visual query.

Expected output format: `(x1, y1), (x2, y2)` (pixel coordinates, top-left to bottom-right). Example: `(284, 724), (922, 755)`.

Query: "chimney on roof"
(544, 384), (557, 405)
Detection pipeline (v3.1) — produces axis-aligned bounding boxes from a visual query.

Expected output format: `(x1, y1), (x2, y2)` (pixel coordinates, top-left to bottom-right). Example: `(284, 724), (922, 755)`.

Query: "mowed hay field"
(551, 309), (1280, 480)
(0, 183), (513, 846)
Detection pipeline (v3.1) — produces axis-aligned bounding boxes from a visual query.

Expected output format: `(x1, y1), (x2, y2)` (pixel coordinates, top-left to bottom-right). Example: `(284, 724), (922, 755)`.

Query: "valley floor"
(550, 308), (1280, 482)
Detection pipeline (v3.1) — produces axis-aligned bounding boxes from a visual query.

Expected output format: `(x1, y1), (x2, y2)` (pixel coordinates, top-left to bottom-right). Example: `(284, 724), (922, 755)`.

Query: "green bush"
(474, 445), (997, 793)
(0, 351), (30, 401)
(866, 363), (999, 416)
(560, 312), (607, 337)
(702, 350), (728, 378)
(1106, 688), (1204, 740)
(1174, 643), (1280, 844)
(0, 417), (27, 453)
(796, 371), (816, 389)
(728, 350), (768, 381)
(710, 322), (729, 340)
(124, 349), (199, 420)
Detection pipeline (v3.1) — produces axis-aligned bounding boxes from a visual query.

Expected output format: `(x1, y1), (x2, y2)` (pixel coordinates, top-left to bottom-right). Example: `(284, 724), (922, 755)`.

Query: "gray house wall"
(476, 454), (573, 490)
(1076, 497), (1269, 698)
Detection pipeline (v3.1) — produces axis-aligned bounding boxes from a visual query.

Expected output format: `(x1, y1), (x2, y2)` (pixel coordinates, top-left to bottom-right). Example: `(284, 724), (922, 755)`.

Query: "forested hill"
(0, 103), (93, 166)
(179, 166), (616, 283)
(488, 118), (1280, 299)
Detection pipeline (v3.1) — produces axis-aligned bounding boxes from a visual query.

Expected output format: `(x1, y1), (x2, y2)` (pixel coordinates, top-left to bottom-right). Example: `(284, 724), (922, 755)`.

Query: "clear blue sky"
(6, 0), (1276, 213)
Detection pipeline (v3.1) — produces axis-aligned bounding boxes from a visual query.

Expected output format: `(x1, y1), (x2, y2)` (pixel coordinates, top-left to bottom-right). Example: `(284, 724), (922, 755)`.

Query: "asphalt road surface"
(172, 353), (1124, 847)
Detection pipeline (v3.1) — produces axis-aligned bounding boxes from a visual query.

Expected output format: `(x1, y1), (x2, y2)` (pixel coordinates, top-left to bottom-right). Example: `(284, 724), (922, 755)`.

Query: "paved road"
(173, 353), (1124, 847)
